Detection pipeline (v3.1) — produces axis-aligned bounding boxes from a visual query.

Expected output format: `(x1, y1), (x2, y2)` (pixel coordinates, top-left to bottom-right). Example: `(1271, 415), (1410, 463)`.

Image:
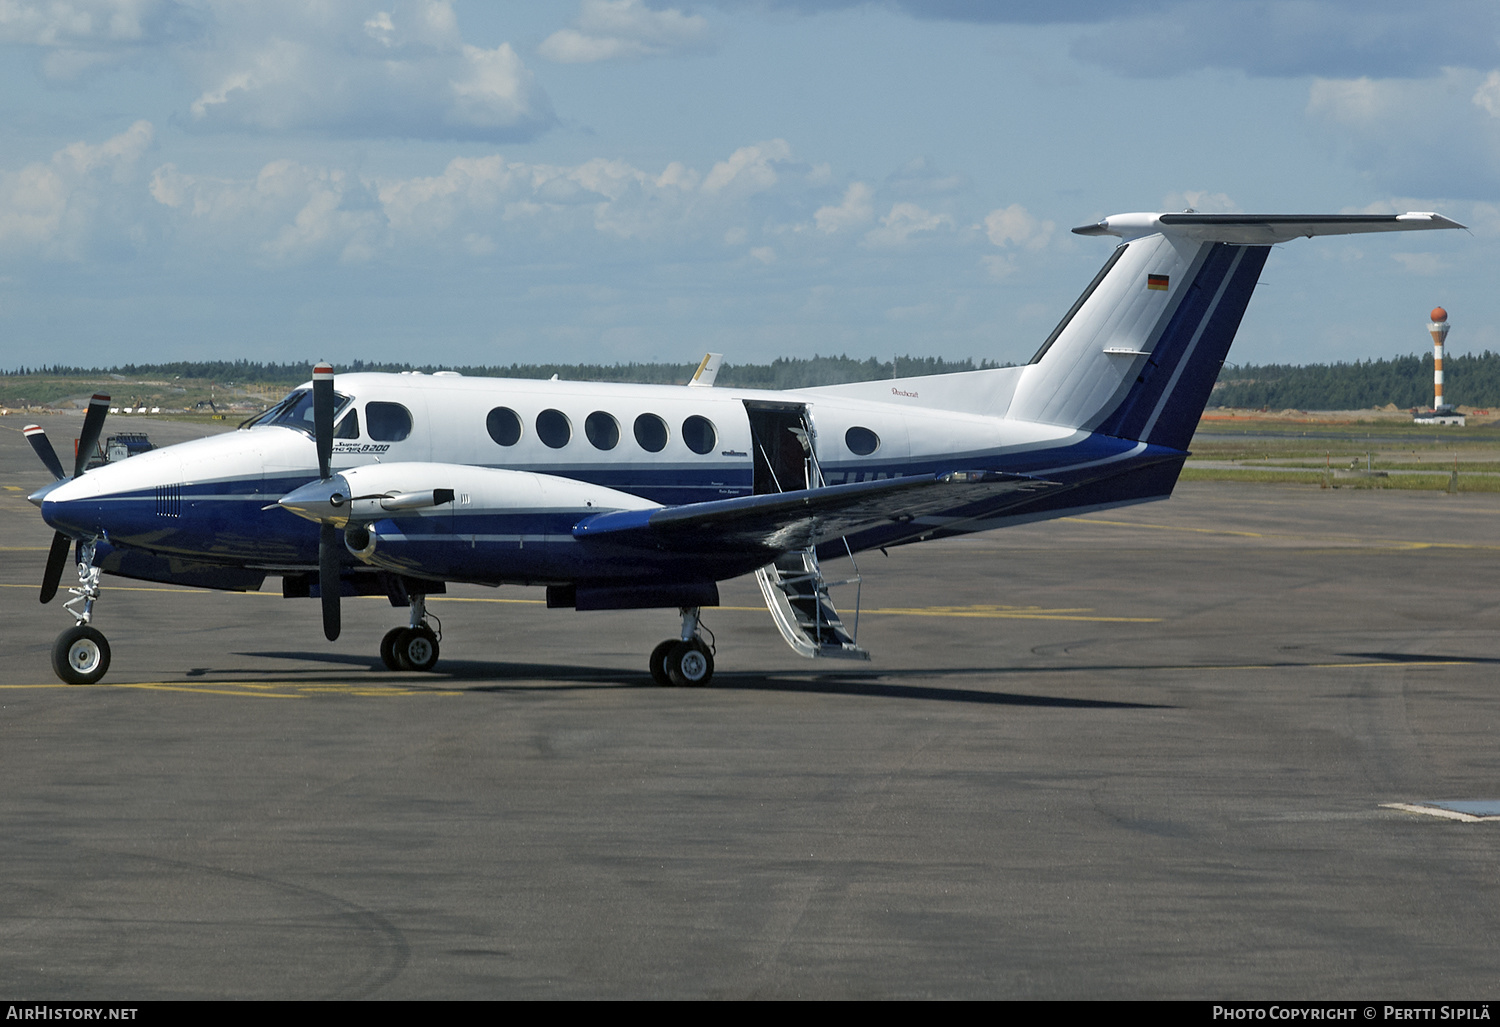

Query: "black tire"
(379, 627), (405, 671)
(397, 625), (440, 672)
(52, 625), (111, 685)
(666, 639), (714, 687)
(649, 639), (677, 686)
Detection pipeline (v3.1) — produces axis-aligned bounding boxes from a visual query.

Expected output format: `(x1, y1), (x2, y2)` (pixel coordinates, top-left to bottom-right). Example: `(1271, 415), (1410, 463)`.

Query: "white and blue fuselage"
(27, 210), (1464, 681)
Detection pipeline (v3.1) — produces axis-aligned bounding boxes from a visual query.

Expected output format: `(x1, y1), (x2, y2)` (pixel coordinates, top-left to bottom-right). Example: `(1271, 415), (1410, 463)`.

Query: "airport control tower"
(1414, 306), (1464, 425)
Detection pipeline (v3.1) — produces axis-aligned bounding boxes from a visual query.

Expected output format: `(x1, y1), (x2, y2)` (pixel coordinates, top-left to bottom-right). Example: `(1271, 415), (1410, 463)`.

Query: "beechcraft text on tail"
(24, 210), (1464, 686)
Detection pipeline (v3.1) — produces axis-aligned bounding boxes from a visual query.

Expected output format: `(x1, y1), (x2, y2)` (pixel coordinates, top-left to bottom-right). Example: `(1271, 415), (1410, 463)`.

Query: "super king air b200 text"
(26, 210), (1463, 686)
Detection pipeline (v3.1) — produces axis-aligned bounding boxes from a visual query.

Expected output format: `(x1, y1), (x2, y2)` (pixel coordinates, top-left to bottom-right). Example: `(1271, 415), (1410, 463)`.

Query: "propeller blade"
(312, 362), (334, 481)
(72, 394), (110, 478)
(23, 425), (67, 480)
(319, 521), (341, 641)
(40, 531), (71, 604)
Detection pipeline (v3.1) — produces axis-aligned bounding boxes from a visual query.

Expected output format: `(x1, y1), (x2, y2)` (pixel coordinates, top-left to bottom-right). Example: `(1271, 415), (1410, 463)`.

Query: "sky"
(0, 0), (1495, 372)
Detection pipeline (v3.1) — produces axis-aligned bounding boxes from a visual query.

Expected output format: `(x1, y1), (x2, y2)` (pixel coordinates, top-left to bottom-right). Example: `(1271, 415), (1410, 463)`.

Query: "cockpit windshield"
(245, 389), (352, 435)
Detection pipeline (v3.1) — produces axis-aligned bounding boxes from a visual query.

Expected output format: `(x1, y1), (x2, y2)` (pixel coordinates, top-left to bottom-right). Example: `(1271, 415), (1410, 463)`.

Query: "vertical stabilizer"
(1008, 211), (1462, 451)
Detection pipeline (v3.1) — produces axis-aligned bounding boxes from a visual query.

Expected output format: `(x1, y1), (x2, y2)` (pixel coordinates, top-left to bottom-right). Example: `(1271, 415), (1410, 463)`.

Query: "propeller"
(311, 363), (341, 641)
(24, 424), (66, 481)
(27, 394), (110, 604)
(74, 393), (110, 478)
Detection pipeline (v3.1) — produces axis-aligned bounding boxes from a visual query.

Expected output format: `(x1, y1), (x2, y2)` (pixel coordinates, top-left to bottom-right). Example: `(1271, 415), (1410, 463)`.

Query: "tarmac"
(2, 412), (1500, 999)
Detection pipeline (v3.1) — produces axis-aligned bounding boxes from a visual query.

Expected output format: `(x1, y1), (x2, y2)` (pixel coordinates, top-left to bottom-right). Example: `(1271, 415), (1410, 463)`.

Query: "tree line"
(1212, 352), (1500, 410)
(8, 350), (1495, 409)
(0, 355), (1009, 389)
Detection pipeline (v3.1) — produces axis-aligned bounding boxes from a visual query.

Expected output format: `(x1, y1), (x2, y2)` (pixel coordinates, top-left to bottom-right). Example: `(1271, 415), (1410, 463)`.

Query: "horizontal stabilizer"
(1073, 211), (1465, 244)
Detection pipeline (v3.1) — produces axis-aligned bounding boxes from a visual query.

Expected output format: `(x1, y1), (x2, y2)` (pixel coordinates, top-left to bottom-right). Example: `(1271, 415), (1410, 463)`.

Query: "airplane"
(24, 210), (1464, 687)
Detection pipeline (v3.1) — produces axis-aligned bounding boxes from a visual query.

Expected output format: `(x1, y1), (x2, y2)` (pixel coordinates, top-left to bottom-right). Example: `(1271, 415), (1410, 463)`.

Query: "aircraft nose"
(278, 475), (352, 526)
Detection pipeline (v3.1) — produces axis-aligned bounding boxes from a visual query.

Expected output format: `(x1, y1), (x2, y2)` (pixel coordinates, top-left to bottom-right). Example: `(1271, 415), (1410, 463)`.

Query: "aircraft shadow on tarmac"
(224, 649), (1173, 708)
(1340, 651), (1500, 665)
(199, 648), (1491, 709)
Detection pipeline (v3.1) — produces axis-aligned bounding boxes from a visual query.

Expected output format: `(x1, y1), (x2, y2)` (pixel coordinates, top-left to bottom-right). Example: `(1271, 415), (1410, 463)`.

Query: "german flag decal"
(1147, 273), (1169, 291)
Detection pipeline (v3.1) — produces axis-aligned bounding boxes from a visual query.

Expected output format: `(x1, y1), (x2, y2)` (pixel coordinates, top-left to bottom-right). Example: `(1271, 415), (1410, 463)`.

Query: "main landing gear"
(379, 593), (441, 672)
(649, 606), (715, 687)
(50, 540), (110, 685)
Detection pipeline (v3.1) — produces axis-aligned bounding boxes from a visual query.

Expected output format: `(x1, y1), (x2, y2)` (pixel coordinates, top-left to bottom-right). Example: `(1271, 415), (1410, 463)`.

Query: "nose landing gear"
(49, 539), (110, 685)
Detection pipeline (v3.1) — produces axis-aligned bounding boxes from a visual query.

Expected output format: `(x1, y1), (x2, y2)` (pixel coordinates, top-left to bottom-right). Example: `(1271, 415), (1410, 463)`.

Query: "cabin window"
(334, 410), (360, 439)
(585, 411), (620, 451)
(536, 408), (572, 449)
(634, 413), (668, 453)
(486, 407), (522, 446)
(682, 415), (717, 455)
(845, 426), (879, 456)
(366, 402), (413, 442)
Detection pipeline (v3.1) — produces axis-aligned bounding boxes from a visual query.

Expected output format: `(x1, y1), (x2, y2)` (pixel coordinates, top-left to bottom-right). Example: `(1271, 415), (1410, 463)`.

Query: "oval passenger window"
(585, 411), (620, 451)
(634, 413), (668, 453)
(682, 415), (717, 455)
(845, 426), (880, 456)
(487, 407), (522, 447)
(365, 402), (413, 442)
(536, 408), (572, 449)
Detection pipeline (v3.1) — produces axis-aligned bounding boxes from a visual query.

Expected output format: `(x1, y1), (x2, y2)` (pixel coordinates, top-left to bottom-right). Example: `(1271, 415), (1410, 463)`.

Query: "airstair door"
(743, 400), (869, 660)
(743, 401), (811, 494)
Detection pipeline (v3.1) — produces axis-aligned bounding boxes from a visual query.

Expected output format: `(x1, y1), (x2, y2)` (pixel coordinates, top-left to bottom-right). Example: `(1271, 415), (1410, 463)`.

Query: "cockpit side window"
(248, 389), (352, 435)
(334, 410), (360, 439)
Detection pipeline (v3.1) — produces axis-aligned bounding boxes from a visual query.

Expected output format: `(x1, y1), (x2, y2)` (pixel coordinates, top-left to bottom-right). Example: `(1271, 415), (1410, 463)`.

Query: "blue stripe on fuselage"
(46, 430), (1182, 582)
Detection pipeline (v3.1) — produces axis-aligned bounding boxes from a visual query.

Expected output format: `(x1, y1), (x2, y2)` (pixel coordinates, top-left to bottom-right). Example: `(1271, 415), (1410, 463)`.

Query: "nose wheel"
(47, 539), (112, 685)
(52, 624), (111, 685)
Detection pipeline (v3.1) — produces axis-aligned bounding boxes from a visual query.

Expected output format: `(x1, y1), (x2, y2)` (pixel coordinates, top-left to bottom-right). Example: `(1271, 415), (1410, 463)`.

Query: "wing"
(572, 471), (1061, 554)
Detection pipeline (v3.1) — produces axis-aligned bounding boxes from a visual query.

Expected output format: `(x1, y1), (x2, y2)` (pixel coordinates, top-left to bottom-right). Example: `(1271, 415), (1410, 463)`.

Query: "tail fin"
(1008, 212), (1462, 450)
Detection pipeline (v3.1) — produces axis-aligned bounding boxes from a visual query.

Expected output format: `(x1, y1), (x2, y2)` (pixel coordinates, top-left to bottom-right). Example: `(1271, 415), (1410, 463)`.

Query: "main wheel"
(379, 627), (405, 671)
(396, 625), (440, 672)
(666, 639), (714, 687)
(52, 625), (111, 685)
(649, 639), (677, 686)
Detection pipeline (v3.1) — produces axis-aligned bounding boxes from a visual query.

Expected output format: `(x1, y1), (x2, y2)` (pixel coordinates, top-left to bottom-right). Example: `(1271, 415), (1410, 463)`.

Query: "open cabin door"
(743, 401), (869, 661)
(743, 401), (813, 495)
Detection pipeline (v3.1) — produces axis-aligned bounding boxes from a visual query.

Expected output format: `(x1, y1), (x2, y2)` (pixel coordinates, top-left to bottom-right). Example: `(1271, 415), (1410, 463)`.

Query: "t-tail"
(1008, 211), (1463, 450)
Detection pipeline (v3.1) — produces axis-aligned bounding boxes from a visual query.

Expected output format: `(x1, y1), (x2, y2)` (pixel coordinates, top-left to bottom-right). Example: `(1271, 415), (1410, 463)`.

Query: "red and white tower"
(1429, 306), (1450, 411)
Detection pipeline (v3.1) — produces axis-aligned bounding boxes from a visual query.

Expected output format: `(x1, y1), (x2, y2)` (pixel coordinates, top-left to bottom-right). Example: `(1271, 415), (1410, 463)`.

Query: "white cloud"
(1473, 71), (1500, 118)
(0, 120), (153, 259)
(538, 0), (710, 64)
(182, 4), (555, 142)
(151, 158), (386, 264)
(864, 202), (953, 248)
(981, 204), (1053, 250)
(0, 0), (167, 46)
(814, 182), (874, 234)
(1307, 69), (1500, 197)
(700, 140), (791, 195)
